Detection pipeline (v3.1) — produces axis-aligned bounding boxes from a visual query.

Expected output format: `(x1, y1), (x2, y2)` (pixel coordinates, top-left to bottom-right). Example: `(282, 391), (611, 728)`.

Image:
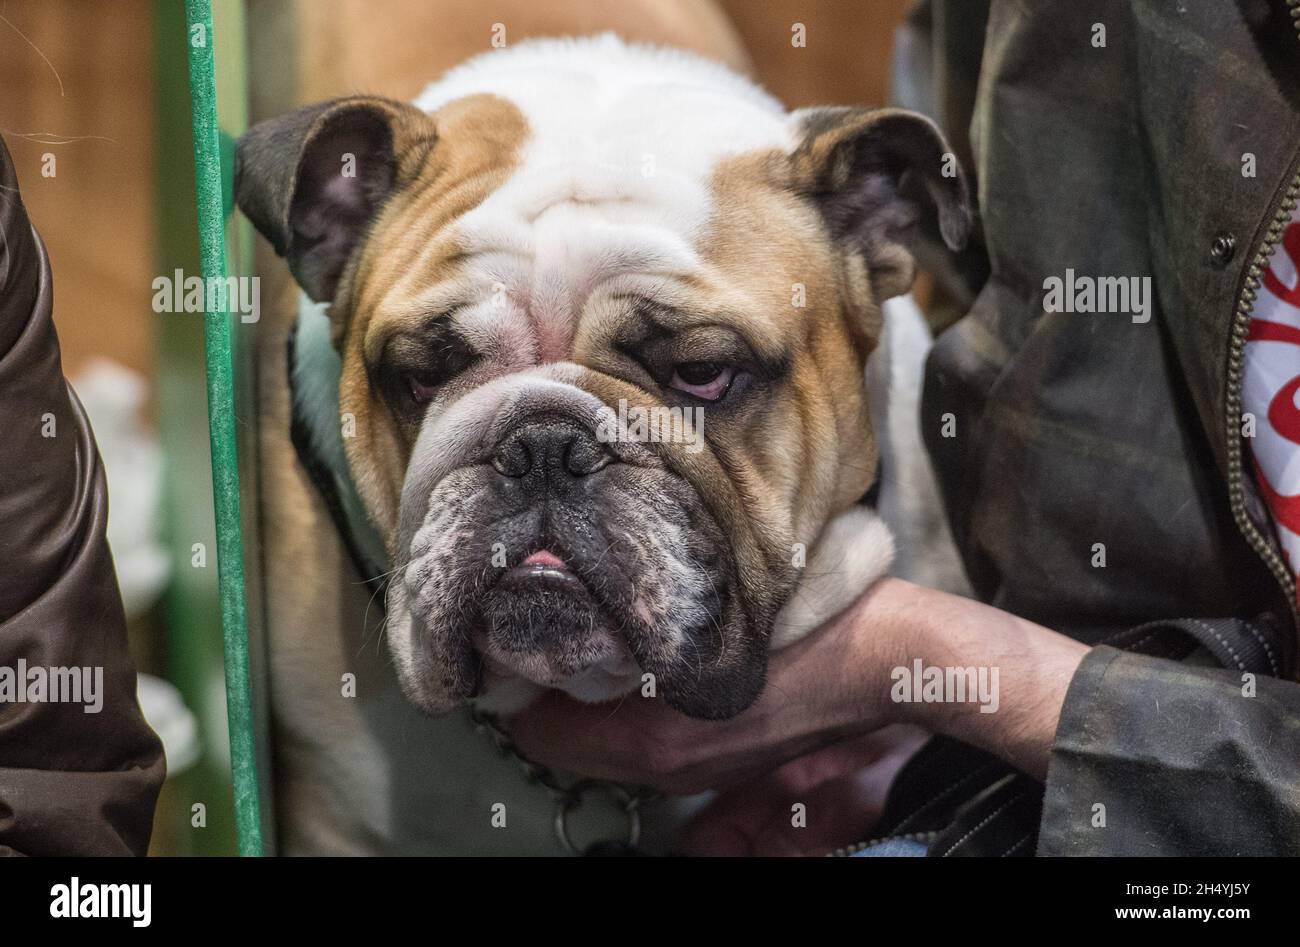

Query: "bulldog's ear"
(234, 96), (435, 302)
(788, 106), (972, 301)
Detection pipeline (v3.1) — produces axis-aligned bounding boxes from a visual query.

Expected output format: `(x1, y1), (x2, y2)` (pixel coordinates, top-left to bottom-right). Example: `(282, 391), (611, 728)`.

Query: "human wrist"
(862, 581), (1088, 779)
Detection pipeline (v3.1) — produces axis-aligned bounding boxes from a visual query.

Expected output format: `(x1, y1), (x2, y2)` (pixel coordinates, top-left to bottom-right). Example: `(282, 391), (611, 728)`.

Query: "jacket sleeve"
(1039, 645), (1300, 855)
(0, 134), (165, 855)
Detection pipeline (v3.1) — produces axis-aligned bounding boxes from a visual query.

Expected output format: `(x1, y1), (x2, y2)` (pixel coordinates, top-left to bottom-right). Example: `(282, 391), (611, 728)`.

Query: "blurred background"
(0, 0), (916, 854)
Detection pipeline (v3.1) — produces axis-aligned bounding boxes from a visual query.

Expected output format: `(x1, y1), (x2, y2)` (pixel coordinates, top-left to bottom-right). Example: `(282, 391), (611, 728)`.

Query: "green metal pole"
(184, 0), (263, 857)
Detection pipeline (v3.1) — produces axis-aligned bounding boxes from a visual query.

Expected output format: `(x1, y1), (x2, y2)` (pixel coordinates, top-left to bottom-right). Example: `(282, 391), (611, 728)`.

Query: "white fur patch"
(410, 35), (792, 355)
(868, 295), (970, 595)
(770, 506), (894, 649)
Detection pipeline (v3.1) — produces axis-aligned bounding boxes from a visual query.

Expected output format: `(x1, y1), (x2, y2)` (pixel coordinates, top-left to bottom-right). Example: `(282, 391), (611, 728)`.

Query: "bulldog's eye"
(668, 362), (735, 401)
(405, 373), (438, 404)
(387, 331), (477, 416)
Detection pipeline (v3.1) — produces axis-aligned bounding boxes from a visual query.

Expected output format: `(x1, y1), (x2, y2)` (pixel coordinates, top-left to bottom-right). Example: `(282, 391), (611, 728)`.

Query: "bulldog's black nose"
(491, 418), (612, 485)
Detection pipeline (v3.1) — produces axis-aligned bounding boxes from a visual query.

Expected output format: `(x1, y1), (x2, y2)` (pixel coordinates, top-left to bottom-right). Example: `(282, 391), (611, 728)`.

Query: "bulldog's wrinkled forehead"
(353, 36), (793, 357)
(416, 34), (790, 220)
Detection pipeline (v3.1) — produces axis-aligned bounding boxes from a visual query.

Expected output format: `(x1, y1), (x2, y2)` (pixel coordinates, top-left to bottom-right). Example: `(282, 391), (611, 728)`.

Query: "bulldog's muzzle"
(385, 368), (769, 720)
(476, 411), (628, 689)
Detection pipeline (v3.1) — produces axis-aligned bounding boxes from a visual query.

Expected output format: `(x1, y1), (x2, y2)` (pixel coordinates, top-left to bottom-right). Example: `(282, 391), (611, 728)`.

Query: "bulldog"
(235, 34), (969, 725)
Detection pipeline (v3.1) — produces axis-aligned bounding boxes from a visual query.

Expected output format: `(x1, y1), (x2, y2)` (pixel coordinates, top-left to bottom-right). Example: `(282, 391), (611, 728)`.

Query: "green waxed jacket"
(877, 0), (1300, 855)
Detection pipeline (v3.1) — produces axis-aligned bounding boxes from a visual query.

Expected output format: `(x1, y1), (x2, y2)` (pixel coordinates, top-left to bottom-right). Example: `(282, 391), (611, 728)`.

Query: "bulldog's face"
(236, 41), (967, 719)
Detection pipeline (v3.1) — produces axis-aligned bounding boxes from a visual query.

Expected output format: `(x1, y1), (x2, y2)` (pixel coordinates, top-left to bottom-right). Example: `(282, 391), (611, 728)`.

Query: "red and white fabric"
(1243, 209), (1300, 600)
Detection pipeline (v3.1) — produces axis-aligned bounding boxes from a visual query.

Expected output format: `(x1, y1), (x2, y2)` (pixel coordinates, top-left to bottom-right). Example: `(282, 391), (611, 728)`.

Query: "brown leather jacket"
(0, 135), (164, 855)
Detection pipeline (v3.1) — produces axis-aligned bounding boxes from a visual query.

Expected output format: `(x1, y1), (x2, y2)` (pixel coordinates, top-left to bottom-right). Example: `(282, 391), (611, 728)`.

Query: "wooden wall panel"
(0, 0), (157, 378)
(720, 0), (913, 108)
(0, 0), (911, 379)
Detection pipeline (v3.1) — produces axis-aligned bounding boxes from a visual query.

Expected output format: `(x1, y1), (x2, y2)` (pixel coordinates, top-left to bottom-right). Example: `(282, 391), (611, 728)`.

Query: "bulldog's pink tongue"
(521, 550), (567, 569)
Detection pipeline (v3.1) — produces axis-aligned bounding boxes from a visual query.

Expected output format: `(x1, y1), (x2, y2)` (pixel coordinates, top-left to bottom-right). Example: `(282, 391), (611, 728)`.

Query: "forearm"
(842, 578), (1087, 780)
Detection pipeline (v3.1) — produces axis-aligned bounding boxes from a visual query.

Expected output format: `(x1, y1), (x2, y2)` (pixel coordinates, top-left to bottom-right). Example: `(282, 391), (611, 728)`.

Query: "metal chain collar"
(466, 703), (660, 855)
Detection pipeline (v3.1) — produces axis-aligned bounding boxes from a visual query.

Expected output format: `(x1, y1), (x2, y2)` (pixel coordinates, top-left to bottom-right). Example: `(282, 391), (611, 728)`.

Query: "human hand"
(509, 578), (915, 795)
(509, 577), (1087, 799)
(675, 724), (930, 856)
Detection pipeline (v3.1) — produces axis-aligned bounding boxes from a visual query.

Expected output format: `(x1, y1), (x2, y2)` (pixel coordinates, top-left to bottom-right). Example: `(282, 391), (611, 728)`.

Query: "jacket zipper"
(1224, 3), (1300, 633)
(828, 831), (938, 858)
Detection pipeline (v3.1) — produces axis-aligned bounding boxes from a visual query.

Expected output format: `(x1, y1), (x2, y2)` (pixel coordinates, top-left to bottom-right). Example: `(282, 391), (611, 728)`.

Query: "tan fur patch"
(692, 148), (881, 569)
(335, 94), (530, 537)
